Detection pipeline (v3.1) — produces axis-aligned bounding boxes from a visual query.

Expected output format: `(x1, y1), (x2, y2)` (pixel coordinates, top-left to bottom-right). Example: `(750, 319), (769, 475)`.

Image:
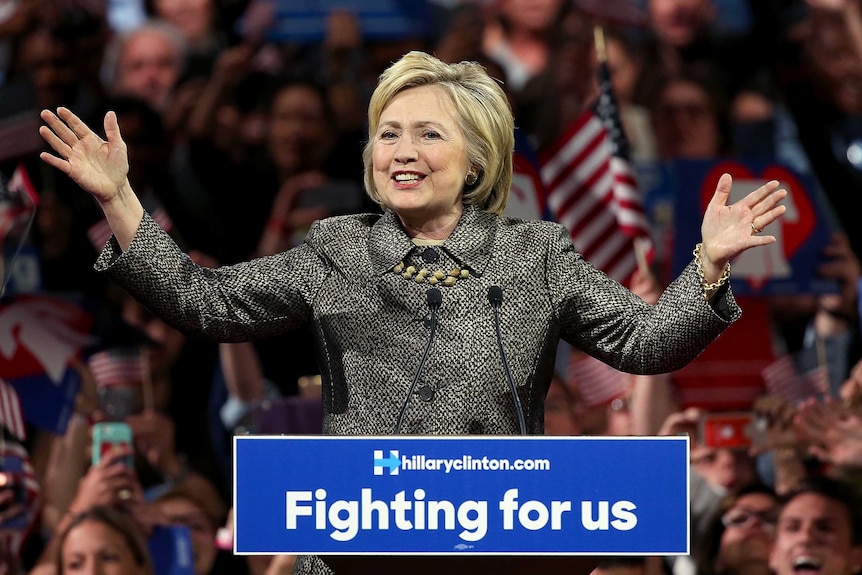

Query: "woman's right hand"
(39, 107), (131, 206)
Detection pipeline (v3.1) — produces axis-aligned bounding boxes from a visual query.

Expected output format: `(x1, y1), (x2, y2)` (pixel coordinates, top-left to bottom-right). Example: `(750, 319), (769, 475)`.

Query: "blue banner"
(234, 436), (689, 555)
(245, 0), (433, 44)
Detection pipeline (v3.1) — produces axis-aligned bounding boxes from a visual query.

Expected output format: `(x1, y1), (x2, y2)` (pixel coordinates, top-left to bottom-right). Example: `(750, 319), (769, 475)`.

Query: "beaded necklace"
(392, 261), (470, 286)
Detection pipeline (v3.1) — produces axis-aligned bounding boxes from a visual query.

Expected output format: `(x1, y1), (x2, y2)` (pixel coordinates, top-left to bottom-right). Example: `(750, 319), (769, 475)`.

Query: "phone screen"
(699, 412), (766, 449)
(91, 422), (134, 467)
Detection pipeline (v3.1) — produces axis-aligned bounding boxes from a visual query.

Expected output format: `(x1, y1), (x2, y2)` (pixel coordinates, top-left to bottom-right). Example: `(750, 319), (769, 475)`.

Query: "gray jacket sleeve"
(546, 224), (741, 374)
(94, 212), (326, 342)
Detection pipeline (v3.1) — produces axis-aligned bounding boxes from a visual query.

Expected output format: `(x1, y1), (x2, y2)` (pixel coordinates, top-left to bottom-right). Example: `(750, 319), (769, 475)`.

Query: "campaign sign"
(668, 159), (836, 296)
(234, 436), (689, 555)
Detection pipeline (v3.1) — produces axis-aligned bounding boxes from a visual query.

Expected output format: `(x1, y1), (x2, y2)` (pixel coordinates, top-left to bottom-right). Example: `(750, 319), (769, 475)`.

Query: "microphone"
(488, 286), (527, 435)
(427, 286), (442, 309)
(394, 288), (442, 434)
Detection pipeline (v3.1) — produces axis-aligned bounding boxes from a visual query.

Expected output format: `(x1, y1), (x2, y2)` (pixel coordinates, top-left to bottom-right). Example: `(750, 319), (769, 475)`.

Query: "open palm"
(39, 107), (130, 204)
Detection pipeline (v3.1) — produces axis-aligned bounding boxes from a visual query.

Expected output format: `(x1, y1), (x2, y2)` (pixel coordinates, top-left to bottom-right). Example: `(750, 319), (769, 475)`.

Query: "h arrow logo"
(373, 450), (401, 475)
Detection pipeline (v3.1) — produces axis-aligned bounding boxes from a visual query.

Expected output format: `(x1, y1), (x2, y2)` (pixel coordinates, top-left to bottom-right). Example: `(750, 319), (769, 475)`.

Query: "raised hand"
(699, 173), (787, 281)
(795, 397), (862, 468)
(126, 410), (183, 479)
(69, 445), (137, 513)
(39, 107), (144, 250)
(39, 107), (130, 204)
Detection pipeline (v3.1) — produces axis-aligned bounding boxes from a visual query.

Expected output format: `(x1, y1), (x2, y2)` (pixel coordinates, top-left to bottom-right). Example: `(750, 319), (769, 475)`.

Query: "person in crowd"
(100, 18), (187, 114)
(112, 291), (222, 499)
(768, 231), (862, 397)
(648, 64), (732, 160)
(151, 483), (242, 575)
(482, 0), (566, 94)
(53, 506), (155, 575)
(601, 25), (658, 164)
(510, 2), (593, 150)
(768, 475), (862, 575)
(774, 0), (862, 258)
(694, 483), (780, 575)
(793, 363), (862, 478)
(636, 0), (766, 111)
(29, 445), (146, 574)
(143, 0), (229, 79)
(39, 48), (785, 574)
(657, 406), (763, 575)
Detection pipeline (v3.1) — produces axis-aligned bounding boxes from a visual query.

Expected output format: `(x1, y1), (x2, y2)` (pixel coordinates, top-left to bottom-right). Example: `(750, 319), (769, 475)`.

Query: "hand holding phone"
(74, 423), (136, 509)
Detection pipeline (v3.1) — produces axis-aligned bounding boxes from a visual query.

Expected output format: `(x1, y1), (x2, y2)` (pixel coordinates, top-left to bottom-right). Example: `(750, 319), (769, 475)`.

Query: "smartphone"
(97, 385), (137, 422)
(91, 421), (134, 468)
(699, 412), (767, 450)
(0, 453), (28, 530)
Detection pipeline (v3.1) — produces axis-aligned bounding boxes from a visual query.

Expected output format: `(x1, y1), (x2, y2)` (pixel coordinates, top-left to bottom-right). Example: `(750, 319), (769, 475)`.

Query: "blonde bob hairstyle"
(363, 51), (514, 215)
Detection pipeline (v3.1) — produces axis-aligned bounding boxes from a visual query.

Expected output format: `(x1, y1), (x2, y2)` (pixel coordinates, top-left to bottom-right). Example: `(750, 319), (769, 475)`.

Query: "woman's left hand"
(699, 173), (787, 281)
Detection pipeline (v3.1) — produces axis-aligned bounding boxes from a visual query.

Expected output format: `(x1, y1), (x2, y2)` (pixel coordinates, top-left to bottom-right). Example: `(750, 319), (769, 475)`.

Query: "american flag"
(540, 32), (653, 285)
(567, 351), (628, 407)
(0, 164), (38, 252)
(0, 379), (25, 441)
(88, 346), (146, 387)
(761, 355), (829, 405)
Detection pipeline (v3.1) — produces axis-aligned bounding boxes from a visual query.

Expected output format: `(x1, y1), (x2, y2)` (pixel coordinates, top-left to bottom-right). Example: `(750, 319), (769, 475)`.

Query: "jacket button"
(418, 385), (435, 402)
(421, 247), (438, 263)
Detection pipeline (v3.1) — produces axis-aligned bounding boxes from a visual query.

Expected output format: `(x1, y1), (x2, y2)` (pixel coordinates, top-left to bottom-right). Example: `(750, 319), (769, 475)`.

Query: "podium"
(234, 436), (689, 572)
(319, 554), (601, 575)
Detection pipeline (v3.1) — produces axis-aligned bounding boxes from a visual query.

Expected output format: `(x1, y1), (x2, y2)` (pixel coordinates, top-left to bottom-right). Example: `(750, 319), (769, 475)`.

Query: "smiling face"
(769, 493), (862, 575)
(371, 85), (471, 237)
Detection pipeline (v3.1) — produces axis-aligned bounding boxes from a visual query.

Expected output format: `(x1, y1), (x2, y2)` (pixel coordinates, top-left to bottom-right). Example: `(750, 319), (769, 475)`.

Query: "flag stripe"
(88, 348), (145, 387)
(567, 353), (627, 406)
(0, 379), (25, 441)
(761, 355), (829, 405)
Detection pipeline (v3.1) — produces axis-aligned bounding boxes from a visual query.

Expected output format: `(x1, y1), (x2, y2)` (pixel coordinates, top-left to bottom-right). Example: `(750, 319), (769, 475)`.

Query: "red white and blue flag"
(0, 294), (96, 434)
(0, 165), (39, 242)
(761, 354), (830, 405)
(540, 53), (653, 285)
(0, 379), (25, 441)
(88, 346), (147, 387)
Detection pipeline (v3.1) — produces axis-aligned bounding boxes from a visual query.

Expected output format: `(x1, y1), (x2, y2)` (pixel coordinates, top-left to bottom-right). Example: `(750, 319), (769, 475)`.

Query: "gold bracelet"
(693, 243), (731, 296)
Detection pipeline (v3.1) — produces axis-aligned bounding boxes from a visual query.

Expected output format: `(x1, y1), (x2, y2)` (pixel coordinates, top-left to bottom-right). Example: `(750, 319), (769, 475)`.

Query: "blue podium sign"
(233, 436), (689, 555)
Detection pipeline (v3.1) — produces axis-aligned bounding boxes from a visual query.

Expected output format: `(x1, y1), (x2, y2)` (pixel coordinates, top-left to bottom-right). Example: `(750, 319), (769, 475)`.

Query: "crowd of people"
(1, 0), (862, 574)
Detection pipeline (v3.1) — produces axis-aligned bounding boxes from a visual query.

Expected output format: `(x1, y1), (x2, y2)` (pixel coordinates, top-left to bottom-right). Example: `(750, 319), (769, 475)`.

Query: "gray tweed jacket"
(96, 204), (740, 575)
(96, 204), (740, 438)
